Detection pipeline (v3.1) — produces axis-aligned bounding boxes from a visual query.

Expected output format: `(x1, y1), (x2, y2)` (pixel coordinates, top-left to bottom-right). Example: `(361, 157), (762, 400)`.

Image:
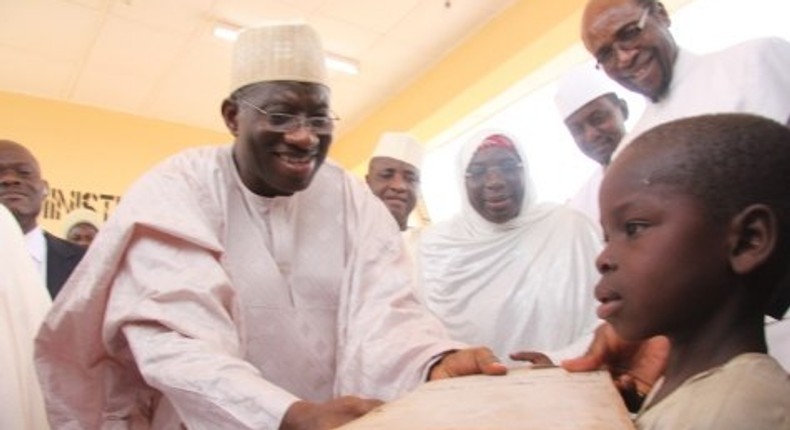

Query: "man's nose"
(0, 170), (21, 184)
(583, 123), (602, 143)
(613, 46), (639, 69)
(389, 174), (407, 190)
(284, 125), (320, 149)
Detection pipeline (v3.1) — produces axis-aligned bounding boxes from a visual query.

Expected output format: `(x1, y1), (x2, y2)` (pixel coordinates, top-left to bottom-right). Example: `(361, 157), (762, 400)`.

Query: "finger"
(509, 351), (553, 366)
(560, 353), (604, 372)
(626, 335), (670, 393)
(478, 350), (508, 375)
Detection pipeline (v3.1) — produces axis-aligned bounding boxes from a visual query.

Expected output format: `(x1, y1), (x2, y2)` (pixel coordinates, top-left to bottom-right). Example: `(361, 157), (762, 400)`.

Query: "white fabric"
(371, 132), (424, 170)
(418, 130), (602, 366)
(766, 317), (790, 372)
(231, 23), (327, 91)
(24, 226), (46, 281)
(35, 145), (465, 429)
(555, 63), (620, 120)
(402, 227), (425, 303)
(615, 38), (790, 157)
(60, 208), (102, 237)
(0, 204), (52, 430)
(637, 354), (790, 429)
(566, 166), (604, 232)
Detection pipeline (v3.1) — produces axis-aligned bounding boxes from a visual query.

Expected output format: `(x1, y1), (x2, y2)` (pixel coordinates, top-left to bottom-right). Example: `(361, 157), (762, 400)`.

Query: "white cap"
(230, 22), (327, 92)
(371, 132), (424, 170)
(555, 63), (619, 120)
(61, 208), (102, 237)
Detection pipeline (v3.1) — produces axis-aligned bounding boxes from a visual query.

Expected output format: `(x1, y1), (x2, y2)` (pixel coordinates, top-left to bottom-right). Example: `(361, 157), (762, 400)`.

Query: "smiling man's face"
(366, 156), (420, 230)
(582, 0), (678, 101)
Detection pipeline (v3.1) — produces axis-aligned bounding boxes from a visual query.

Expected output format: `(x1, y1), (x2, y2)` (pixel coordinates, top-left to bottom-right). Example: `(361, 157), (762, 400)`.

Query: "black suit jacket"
(44, 231), (86, 298)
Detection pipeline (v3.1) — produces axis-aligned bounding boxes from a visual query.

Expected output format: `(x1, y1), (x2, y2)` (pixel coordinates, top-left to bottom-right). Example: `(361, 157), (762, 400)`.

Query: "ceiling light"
(212, 24), (360, 75)
(325, 53), (360, 75)
(212, 23), (240, 42)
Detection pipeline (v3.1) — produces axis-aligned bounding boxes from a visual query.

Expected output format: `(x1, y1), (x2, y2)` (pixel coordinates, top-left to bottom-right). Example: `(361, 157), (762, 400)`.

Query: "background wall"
(1, 91), (229, 234)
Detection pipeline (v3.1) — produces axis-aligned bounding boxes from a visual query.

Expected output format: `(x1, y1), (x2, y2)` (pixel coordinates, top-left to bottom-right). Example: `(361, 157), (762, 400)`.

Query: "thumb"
(561, 353), (604, 372)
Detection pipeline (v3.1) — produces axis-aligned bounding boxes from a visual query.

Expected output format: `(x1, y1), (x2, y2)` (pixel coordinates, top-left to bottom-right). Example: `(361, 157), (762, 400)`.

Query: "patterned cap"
(371, 132), (424, 170)
(230, 22), (327, 92)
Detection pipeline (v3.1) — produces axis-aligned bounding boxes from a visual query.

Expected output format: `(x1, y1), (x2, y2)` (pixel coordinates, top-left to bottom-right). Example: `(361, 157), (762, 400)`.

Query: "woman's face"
(464, 145), (525, 224)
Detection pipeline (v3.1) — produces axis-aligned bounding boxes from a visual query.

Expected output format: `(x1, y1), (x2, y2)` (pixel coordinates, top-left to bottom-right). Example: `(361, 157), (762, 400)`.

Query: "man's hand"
(561, 323), (670, 410)
(279, 397), (383, 430)
(428, 347), (508, 380)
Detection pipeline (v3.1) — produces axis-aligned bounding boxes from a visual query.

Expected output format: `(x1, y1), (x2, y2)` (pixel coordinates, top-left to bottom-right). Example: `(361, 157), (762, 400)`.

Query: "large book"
(337, 367), (635, 429)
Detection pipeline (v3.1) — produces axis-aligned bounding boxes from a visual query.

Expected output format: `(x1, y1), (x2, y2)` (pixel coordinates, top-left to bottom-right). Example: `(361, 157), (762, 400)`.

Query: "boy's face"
(595, 154), (732, 341)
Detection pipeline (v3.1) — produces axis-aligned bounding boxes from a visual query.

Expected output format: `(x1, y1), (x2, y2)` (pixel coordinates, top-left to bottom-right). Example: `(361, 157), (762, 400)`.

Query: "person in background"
(0, 139), (85, 298)
(419, 130), (602, 367)
(35, 22), (506, 430)
(595, 113), (790, 428)
(555, 63), (628, 224)
(61, 207), (102, 248)
(581, 0), (790, 369)
(581, 0), (790, 156)
(365, 132), (424, 254)
(0, 203), (51, 430)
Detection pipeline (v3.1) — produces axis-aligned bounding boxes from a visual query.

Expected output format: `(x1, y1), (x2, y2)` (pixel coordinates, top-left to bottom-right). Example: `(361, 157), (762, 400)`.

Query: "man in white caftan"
(0, 203), (51, 430)
(365, 132), (426, 298)
(554, 62), (629, 227)
(615, 38), (790, 155)
(35, 23), (504, 430)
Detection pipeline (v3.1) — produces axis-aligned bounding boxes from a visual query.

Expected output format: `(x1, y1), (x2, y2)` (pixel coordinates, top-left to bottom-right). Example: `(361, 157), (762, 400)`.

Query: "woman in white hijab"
(418, 130), (601, 365)
(0, 203), (51, 429)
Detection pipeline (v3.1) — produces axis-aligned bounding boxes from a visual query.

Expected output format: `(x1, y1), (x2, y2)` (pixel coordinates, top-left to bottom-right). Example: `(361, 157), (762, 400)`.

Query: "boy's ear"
(729, 204), (777, 275)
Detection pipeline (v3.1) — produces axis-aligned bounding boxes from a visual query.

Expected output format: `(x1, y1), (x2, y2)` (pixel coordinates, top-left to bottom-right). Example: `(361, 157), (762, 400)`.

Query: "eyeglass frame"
(593, 6), (651, 70)
(237, 99), (339, 135)
(464, 158), (524, 183)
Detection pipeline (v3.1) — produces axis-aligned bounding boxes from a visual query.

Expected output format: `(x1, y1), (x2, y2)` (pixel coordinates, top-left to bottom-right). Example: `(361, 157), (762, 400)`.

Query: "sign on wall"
(41, 187), (121, 223)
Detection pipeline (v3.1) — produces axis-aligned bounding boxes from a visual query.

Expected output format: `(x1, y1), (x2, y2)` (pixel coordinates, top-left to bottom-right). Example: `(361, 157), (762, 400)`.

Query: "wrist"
(427, 349), (458, 380)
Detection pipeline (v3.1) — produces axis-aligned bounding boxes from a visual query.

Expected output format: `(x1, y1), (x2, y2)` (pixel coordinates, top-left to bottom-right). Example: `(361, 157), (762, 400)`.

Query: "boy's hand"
(429, 347), (508, 380)
(561, 323), (670, 399)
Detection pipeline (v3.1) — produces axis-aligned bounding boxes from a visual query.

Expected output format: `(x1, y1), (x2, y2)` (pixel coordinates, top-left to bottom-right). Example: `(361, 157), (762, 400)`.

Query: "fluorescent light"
(211, 24), (360, 75)
(213, 24), (240, 41)
(325, 53), (360, 75)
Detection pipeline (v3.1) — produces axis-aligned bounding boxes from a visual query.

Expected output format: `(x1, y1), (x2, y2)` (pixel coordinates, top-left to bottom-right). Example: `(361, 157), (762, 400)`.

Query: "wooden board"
(337, 367), (635, 430)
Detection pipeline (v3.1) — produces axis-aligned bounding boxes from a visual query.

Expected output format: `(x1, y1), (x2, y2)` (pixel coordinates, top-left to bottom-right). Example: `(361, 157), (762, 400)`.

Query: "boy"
(596, 113), (790, 429)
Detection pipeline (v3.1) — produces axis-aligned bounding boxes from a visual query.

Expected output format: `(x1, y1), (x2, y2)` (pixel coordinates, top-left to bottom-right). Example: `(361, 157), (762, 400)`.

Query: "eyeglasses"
(594, 7), (650, 70)
(465, 159), (523, 183)
(238, 99), (338, 135)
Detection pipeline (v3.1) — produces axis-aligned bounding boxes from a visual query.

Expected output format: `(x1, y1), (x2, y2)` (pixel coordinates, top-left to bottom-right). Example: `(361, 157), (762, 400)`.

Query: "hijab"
(419, 129), (602, 362)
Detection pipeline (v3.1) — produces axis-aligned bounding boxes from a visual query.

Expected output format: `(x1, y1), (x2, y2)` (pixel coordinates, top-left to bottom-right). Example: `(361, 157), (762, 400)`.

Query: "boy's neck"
(651, 312), (766, 406)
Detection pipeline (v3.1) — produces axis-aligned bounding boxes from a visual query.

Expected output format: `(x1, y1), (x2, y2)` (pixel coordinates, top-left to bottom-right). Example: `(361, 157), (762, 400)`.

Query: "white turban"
(555, 63), (619, 120)
(371, 132), (424, 170)
(61, 208), (102, 237)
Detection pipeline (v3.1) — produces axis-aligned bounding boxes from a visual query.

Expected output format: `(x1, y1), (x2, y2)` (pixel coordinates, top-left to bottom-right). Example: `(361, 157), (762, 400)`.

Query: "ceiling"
(0, 0), (517, 135)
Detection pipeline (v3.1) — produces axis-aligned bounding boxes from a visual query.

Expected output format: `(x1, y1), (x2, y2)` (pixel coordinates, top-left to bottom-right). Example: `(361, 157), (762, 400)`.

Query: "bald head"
(0, 139), (47, 232)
